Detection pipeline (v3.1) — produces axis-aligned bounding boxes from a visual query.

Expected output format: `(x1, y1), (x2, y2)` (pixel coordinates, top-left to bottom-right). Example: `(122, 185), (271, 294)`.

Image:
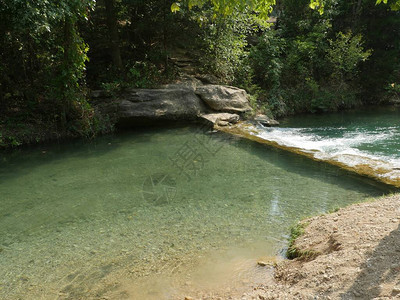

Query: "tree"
(171, 0), (400, 16)
(171, 0), (277, 16)
(0, 0), (95, 140)
(105, 0), (123, 70)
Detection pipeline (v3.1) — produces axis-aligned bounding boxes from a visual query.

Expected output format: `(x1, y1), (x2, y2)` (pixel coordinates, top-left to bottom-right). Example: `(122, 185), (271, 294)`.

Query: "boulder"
(119, 88), (205, 119)
(97, 88), (206, 126)
(216, 120), (230, 127)
(93, 82), (253, 127)
(195, 85), (252, 113)
(254, 114), (280, 127)
(200, 113), (240, 126)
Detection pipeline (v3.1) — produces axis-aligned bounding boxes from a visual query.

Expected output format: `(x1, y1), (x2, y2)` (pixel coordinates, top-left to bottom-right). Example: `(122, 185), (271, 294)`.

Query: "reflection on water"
(0, 125), (393, 299)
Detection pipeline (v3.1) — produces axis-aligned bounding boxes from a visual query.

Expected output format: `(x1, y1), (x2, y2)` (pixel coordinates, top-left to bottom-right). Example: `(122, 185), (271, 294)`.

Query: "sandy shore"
(237, 193), (400, 300)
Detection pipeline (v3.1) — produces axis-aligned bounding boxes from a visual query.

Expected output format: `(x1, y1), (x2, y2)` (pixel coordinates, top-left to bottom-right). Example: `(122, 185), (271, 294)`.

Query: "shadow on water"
(0, 121), (395, 196)
(341, 224), (400, 299)
(0, 123), (196, 182)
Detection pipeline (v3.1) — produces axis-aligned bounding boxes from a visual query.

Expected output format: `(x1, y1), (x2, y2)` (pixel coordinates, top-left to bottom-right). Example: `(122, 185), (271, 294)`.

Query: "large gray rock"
(119, 88), (205, 119)
(93, 82), (253, 127)
(254, 114), (280, 127)
(95, 88), (206, 126)
(200, 113), (240, 126)
(195, 85), (252, 113)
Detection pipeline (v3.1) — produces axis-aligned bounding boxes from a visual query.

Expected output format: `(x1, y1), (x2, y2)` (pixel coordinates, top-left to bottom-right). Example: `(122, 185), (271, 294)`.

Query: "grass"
(286, 221), (319, 260)
(286, 222), (307, 259)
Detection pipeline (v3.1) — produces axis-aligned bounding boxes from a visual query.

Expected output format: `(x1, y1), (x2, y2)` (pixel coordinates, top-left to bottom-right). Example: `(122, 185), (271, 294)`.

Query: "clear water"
(0, 125), (393, 299)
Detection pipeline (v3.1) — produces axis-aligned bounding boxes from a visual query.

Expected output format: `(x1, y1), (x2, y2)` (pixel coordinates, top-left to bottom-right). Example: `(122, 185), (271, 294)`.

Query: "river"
(0, 111), (396, 299)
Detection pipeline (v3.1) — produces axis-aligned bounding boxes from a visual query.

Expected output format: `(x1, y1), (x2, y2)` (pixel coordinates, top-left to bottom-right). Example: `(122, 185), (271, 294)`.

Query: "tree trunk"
(352, 0), (363, 28)
(105, 0), (123, 70)
(61, 16), (74, 130)
(163, 0), (168, 71)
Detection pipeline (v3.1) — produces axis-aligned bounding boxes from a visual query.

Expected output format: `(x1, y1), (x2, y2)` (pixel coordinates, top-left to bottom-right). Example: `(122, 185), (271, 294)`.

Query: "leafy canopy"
(171, 0), (400, 16)
(311, 0), (400, 12)
(171, 0), (277, 17)
(376, 0), (400, 10)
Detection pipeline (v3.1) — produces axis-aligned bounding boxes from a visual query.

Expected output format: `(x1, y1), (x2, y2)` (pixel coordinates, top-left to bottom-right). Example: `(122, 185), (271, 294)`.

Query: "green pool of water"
(0, 125), (394, 299)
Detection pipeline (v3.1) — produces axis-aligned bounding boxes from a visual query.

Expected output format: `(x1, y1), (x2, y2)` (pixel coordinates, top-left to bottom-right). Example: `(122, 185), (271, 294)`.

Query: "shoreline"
(2, 102), (398, 152)
(239, 193), (400, 299)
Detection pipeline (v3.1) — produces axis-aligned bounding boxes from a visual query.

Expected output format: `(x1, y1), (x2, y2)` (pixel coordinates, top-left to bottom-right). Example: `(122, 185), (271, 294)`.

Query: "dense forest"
(0, 0), (399, 148)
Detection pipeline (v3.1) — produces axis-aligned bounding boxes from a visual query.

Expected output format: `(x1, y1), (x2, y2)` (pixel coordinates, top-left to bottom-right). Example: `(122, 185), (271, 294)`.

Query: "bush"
(248, 4), (371, 117)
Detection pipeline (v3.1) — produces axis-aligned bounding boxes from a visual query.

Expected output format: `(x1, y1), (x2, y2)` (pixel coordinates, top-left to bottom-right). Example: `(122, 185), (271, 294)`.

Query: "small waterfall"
(219, 122), (400, 187)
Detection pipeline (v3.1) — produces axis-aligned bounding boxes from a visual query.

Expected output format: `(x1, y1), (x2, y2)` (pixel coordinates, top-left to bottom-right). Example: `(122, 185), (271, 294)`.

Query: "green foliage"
(126, 61), (165, 88)
(287, 222), (306, 259)
(0, 133), (21, 148)
(327, 31), (371, 82)
(171, 0), (276, 17)
(376, 0), (400, 10)
(0, 0), (399, 148)
(197, 10), (261, 83)
(100, 60), (174, 97)
(286, 221), (319, 260)
(385, 82), (400, 102)
(0, 0), (98, 147)
(249, 0), (374, 117)
(250, 30), (285, 91)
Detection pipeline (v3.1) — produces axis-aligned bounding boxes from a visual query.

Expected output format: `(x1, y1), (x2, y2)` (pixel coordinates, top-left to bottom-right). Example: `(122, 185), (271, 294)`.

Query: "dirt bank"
(241, 193), (400, 300)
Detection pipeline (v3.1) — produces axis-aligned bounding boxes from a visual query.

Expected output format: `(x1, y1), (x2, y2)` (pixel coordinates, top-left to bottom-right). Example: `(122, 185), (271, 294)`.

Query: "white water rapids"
(232, 122), (400, 185)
